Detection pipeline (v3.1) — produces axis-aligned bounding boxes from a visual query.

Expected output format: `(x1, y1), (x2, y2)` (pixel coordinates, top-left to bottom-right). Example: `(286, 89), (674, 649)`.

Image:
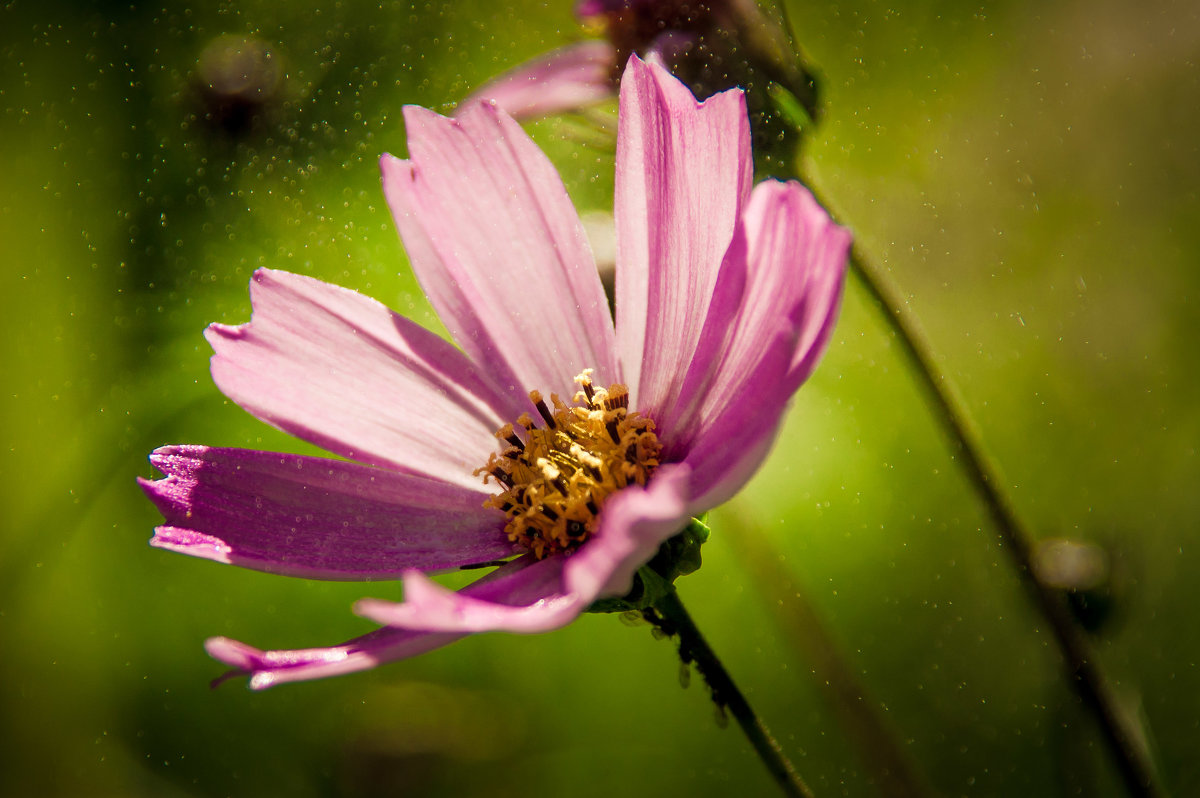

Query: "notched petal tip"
(199, 622), (472, 689)
(150, 526), (234, 565)
(378, 151), (411, 177)
(626, 51), (745, 110)
(144, 446), (175, 469)
(139, 446), (515, 579)
(205, 635), (356, 691)
(400, 102), (462, 136)
(204, 637), (271, 690)
(143, 442), (207, 472)
(203, 321), (246, 348)
(379, 155), (420, 214)
(205, 636), (256, 670)
(615, 47), (754, 419)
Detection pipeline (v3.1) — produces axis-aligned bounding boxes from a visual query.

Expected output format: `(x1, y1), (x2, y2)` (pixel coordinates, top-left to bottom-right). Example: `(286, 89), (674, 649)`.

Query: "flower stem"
(649, 588), (816, 798)
(821, 226), (1161, 796)
(755, 5), (1156, 788)
(729, 511), (932, 798)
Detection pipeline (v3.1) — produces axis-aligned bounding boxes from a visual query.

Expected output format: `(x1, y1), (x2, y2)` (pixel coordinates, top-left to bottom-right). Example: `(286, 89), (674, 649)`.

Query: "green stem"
(649, 588), (816, 798)
(816, 224), (1160, 797)
(745, 4), (1156, 788)
(731, 512), (931, 798)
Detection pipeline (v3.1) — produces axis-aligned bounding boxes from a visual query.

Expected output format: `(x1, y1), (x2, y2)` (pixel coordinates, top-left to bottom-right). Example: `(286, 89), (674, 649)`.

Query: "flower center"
(476, 370), (661, 559)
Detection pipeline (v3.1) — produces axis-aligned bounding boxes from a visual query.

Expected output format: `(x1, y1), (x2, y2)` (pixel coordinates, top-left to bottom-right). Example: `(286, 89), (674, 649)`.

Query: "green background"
(2, 0), (1197, 794)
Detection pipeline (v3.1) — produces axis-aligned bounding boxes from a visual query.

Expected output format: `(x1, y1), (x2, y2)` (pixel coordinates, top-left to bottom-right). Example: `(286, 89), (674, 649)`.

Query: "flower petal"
(576, 0), (659, 17)
(140, 445), (516, 580)
(381, 101), (618, 399)
(678, 180), (849, 509)
(206, 630), (463, 691)
(613, 54), (752, 418)
(206, 269), (512, 489)
(561, 463), (691, 598)
(207, 557), (548, 689)
(356, 466), (691, 634)
(783, 193), (852, 387)
(461, 40), (616, 120)
(661, 180), (850, 457)
(356, 556), (577, 635)
(680, 324), (800, 512)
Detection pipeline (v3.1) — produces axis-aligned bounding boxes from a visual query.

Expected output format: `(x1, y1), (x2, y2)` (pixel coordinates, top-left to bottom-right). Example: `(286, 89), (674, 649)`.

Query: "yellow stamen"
(474, 370), (661, 558)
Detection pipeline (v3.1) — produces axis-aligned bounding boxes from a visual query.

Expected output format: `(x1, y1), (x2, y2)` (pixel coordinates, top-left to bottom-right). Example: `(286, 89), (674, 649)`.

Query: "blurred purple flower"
(463, 39), (617, 121)
(466, 0), (716, 120)
(140, 55), (848, 689)
(469, 0), (815, 130)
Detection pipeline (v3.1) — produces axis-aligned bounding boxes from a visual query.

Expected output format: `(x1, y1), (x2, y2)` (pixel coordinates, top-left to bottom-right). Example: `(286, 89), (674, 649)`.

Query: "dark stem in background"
(729, 512), (931, 798)
(813, 228), (1161, 798)
(649, 588), (816, 798)
(761, 4), (1159, 789)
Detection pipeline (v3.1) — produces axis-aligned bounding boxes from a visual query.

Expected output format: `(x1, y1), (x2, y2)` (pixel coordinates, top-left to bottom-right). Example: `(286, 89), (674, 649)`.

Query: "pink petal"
(613, 54), (752, 418)
(356, 556), (578, 635)
(561, 463), (692, 598)
(783, 193), (852, 387)
(652, 217), (751, 449)
(662, 180), (850, 457)
(576, 0), (656, 16)
(460, 40), (616, 120)
(207, 269), (513, 489)
(207, 557), (547, 689)
(574, 0), (610, 15)
(206, 630), (463, 691)
(678, 325), (800, 512)
(381, 101), (618, 400)
(140, 445), (516, 580)
(356, 466), (692, 634)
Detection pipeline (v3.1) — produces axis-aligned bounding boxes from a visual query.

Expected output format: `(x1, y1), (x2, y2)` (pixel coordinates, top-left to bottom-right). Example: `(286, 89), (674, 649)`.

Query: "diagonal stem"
(816, 223), (1161, 797)
(649, 588), (816, 798)
(737, 3), (1156, 788)
(730, 511), (932, 798)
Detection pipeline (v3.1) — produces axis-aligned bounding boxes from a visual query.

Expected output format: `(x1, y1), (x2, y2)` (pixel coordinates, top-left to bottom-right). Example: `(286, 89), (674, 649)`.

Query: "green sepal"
(768, 82), (814, 134)
(585, 515), (711, 614)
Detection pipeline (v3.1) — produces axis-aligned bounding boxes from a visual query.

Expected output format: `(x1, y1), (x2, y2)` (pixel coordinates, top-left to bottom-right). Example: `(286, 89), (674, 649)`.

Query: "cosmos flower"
(468, 0), (816, 133)
(465, 2), (719, 121)
(460, 38), (618, 121)
(139, 55), (849, 689)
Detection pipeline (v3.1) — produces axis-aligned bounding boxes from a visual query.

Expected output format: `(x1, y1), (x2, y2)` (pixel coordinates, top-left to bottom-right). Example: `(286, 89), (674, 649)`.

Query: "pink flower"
(461, 38), (618, 121)
(463, 1), (708, 120)
(467, 0), (814, 131)
(140, 55), (849, 689)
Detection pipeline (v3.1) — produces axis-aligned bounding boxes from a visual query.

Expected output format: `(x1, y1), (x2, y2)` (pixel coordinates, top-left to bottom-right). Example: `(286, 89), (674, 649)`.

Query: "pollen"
(475, 370), (661, 559)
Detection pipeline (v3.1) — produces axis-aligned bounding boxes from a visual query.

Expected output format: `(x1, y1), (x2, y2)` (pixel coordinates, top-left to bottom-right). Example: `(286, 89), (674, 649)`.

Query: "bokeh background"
(3, 0), (1198, 795)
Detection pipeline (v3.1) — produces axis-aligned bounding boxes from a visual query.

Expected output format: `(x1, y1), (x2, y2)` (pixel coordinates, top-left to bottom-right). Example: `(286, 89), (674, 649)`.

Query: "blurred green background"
(2, 0), (1197, 795)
